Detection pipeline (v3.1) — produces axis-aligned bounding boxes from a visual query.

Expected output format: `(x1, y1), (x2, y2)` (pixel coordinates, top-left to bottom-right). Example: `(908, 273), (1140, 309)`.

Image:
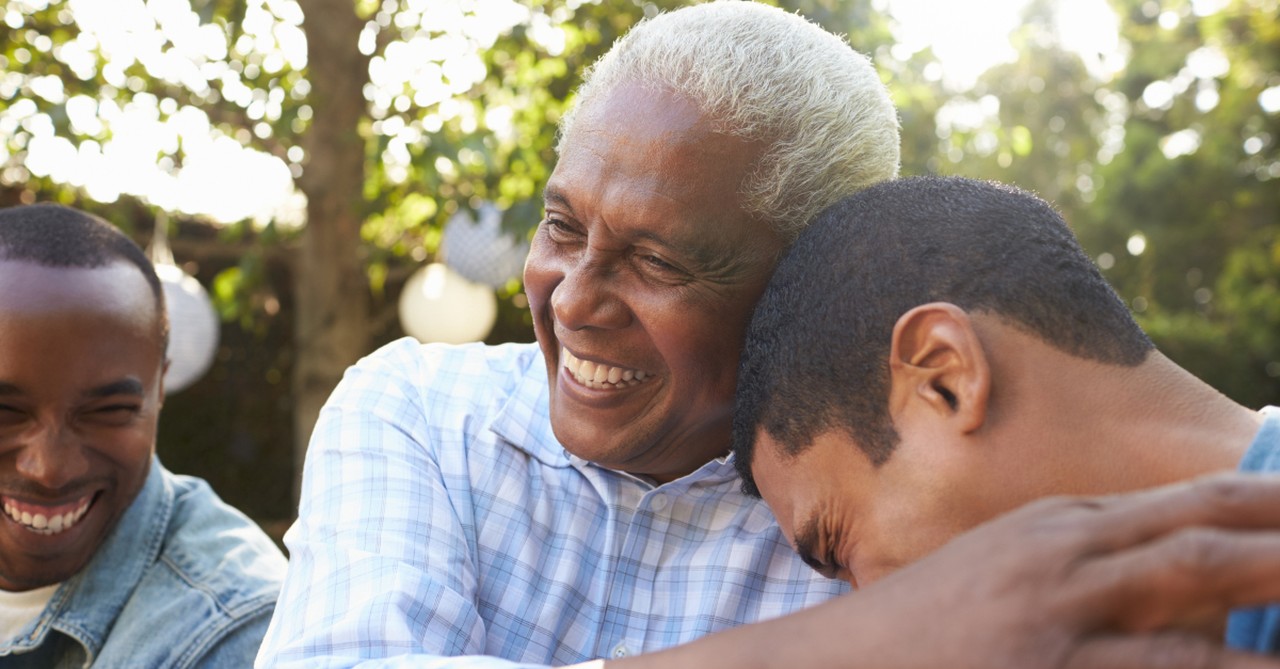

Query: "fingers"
(1012, 474), (1280, 554)
(1069, 528), (1280, 631)
(1064, 633), (1280, 669)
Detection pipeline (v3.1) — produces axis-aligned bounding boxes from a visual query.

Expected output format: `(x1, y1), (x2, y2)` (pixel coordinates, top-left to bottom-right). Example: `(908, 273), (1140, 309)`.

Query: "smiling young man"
(733, 176), (1280, 654)
(0, 204), (285, 667)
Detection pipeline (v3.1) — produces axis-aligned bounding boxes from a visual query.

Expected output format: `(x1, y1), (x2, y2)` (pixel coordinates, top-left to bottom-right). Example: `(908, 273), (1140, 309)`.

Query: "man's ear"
(887, 303), (990, 435)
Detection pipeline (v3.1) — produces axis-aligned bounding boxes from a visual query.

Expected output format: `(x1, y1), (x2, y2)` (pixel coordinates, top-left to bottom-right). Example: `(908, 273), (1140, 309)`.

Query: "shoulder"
(330, 338), (545, 423)
(354, 337), (540, 392)
(161, 471), (287, 609)
(103, 468), (284, 667)
(1237, 406), (1280, 474)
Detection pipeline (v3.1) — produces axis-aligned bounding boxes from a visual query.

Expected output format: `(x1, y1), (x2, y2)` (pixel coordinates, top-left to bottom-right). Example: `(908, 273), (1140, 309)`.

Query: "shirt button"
(612, 642), (629, 658)
(650, 493), (668, 512)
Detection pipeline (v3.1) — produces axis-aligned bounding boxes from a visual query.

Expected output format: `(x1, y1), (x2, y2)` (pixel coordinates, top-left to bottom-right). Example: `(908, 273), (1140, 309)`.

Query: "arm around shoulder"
(610, 475), (1280, 669)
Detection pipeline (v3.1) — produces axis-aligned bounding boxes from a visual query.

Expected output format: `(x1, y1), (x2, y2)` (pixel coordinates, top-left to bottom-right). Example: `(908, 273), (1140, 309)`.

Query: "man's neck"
(1042, 351), (1262, 492)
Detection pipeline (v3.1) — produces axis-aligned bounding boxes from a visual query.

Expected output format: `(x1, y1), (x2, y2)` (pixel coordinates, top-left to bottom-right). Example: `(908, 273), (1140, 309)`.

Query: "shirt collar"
(488, 346), (572, 469)
(3, 457), (174, 666)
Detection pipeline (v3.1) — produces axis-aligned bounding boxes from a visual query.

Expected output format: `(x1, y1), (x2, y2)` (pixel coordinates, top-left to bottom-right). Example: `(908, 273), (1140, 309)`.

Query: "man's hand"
(613, 474), (1280, 669)
(839, 472), (1280, 668)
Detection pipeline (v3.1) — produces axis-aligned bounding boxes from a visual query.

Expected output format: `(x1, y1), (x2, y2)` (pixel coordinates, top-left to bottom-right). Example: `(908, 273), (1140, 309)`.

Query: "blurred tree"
(291, 0), (366, 487)
(1076, 0), (1279, 408)
(1, 0), (1276, 522)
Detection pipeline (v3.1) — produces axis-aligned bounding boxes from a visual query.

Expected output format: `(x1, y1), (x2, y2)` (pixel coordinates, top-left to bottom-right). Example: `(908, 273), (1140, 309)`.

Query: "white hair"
(558, 0), (900, 241)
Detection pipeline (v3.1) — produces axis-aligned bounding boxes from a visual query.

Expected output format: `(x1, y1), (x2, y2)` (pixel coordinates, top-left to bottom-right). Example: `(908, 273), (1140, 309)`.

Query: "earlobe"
(888, 303), (990, 434)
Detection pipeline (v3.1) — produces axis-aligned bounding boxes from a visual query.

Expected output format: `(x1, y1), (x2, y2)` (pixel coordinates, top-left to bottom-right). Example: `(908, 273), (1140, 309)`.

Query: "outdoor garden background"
(2, 0), (1276, 537)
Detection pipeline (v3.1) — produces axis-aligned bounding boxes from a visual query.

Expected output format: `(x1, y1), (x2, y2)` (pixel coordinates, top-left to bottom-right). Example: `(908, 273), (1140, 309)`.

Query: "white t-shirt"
(0, 583), (59, 643)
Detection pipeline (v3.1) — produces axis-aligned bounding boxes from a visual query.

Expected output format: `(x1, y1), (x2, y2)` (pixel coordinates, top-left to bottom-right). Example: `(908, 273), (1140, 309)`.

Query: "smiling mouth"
(562, 347), (650, 389)
(2, 495), (94, 536)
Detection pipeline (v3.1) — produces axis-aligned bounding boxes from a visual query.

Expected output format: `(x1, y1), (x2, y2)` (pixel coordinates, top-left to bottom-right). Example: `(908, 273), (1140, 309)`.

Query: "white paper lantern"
(440, 203), (529, 288)
(398, 262), (498, 344)
(157, 263), (220, 394)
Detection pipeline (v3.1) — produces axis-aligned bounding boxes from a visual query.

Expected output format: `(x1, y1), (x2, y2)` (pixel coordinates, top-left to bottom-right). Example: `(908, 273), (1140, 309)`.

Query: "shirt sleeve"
(255, 341), (552, 669)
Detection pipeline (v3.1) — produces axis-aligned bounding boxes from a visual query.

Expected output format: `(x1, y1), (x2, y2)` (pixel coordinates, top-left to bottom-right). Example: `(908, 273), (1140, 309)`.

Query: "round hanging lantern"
(440, 203), (529, 288)
(157, 263), (220, 394)
(398, 262), (498, 344)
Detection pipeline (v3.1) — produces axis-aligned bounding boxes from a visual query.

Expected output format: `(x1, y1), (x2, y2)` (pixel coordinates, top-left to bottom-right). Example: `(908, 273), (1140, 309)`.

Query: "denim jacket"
(0, 458), (286, 668)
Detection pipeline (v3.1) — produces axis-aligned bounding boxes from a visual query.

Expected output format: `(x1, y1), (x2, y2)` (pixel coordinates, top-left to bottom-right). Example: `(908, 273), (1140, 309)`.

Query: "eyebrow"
(84, 379), (145, 399)
(542, 185), (575, 215)
(793, 517), (827, 573)
(0, 379), (144, 401)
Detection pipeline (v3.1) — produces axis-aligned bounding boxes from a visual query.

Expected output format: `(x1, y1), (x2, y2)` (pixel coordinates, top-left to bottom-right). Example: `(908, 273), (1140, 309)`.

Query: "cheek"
(874, 483), (961, 565)
(97, 426), (158, 465)
(649, 328), (743, 414)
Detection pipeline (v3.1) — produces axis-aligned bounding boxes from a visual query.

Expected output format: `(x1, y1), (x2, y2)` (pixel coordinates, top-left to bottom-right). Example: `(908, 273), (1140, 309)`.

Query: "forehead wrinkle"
(793, 516), (825, 570)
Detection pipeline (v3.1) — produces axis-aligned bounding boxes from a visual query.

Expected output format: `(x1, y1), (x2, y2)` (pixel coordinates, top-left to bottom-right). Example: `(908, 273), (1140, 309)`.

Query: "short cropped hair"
(733, 176), (1154, 495)
(0, 203), (168, 346)
(559, 0), (900, 241)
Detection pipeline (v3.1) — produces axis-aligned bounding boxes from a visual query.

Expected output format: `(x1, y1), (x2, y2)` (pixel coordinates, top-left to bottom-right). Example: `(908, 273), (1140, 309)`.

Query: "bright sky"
(884, 0), (1123, 89)
(4, 0), (1214, 226)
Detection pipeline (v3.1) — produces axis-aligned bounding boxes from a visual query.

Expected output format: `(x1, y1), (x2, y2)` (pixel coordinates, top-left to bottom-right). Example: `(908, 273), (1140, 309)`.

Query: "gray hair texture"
(558, 0), (901, 240)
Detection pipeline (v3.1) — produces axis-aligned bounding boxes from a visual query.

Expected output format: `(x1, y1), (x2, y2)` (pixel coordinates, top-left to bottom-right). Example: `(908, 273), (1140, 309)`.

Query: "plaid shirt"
(257, 339), (848, 668)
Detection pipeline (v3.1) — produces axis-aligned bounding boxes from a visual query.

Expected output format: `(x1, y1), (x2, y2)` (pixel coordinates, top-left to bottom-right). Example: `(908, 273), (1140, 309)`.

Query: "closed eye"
(795, 519), (844, 580)
(84, 404), (142, 426)
(543, 217), (580, 237)
(638, 253), (676, 271)
(0, 403), (25, 426)
(800, 553), (842, 580)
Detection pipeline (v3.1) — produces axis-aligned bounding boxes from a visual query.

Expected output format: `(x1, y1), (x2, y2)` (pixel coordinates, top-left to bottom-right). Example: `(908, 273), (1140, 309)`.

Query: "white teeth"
(4, 498), (91, 536)
(561, 348), (651, 389)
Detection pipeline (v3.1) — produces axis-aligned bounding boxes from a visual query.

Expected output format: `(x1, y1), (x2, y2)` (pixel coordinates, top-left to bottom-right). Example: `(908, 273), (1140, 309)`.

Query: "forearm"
(614, 476), (1280, 669)
(605, 597), (864, 669)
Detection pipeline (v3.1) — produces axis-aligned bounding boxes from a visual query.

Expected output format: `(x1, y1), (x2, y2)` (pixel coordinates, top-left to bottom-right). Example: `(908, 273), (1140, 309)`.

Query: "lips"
(2, 494), (94, 536)
(562, 347), (650, 389)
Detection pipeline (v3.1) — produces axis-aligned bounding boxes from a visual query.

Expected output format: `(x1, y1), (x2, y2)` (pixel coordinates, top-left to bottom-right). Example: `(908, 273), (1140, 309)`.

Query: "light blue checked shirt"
(257, 338), (849, 668)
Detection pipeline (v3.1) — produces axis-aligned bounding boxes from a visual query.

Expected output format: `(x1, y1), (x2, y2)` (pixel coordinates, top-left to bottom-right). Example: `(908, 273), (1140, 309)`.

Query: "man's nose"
(550, 257), (632, 332)
(15, 424), (90, 492)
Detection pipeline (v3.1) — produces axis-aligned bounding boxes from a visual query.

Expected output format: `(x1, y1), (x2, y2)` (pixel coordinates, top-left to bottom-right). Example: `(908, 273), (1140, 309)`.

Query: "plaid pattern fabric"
(257, 339), (849, 668)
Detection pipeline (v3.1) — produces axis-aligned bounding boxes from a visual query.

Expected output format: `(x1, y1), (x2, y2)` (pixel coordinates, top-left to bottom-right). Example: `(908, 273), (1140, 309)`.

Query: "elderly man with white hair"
(258, 3), (1280, 668)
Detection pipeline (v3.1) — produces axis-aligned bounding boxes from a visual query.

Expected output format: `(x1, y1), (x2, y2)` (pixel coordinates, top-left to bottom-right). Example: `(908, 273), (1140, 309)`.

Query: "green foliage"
(1078, 0), (1280, 407)
(2, 0), (1278, 519)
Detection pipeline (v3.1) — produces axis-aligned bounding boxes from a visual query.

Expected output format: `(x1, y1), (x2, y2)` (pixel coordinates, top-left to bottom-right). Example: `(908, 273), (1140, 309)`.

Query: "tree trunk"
(293, 0), (370, 500)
